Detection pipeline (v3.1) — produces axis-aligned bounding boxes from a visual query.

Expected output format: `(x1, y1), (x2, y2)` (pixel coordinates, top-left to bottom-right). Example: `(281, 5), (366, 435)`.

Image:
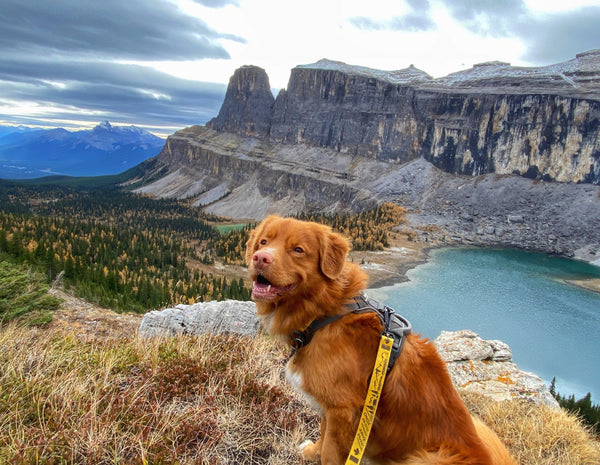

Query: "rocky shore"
(395, 159), (600, 264)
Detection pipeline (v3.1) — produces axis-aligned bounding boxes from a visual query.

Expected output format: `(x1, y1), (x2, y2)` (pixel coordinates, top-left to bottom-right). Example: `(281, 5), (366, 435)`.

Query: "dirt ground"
(48, 287), (143, 340)
(349, 235), (429, 288)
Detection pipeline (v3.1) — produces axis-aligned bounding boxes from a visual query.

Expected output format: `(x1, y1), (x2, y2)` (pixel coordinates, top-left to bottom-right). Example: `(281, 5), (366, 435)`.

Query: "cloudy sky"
(1, 0), (599, 137)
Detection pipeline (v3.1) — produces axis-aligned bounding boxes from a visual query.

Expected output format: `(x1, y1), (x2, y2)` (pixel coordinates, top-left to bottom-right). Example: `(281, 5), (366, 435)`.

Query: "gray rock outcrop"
(434, 330), (559, 408)
(139, 300), (259, 337)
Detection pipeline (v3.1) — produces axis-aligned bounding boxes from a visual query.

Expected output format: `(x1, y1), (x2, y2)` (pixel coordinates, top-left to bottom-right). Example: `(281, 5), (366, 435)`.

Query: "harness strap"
(288, 295), (411, 373)
(345, 295), (412, 374)
(345, 333), (394, 465)
(289, 313), (345, 357)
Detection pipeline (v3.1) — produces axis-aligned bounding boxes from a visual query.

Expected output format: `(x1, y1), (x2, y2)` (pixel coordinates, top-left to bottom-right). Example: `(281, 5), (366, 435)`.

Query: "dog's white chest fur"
(285, 360), (323, 414)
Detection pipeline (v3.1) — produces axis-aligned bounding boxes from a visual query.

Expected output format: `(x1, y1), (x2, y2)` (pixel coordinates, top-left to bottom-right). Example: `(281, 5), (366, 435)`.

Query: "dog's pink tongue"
(252, 281), (279, 300)
(252, 281), (296, 300)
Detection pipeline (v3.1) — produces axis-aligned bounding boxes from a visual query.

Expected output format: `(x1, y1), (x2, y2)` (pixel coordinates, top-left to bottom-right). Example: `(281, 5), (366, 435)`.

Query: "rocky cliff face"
(132, 51), (600, 260)
(208, 52), (600, 184)
(207, 65), (274, 137)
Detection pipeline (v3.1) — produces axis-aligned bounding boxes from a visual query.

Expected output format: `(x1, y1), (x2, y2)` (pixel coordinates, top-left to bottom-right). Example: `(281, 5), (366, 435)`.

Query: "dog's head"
(245, 215), (350, 302)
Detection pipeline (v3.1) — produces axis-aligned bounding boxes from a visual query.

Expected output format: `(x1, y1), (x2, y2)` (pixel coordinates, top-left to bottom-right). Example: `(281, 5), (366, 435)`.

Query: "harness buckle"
(290, 330), (305, 350)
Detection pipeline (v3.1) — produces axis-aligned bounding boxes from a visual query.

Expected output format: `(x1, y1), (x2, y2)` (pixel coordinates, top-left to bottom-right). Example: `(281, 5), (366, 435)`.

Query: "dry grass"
(0, 324), (318, 464)
(462, 392), (600, 465)
(0, 324), (598, 465)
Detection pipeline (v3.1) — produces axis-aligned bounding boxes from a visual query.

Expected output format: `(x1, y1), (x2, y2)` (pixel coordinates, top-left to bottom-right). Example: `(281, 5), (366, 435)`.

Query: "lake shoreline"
(350, 237), (434, 289)
(564, 278), (600, 294)
(366, 246), (600, 401)
(361, 239), (600, 294)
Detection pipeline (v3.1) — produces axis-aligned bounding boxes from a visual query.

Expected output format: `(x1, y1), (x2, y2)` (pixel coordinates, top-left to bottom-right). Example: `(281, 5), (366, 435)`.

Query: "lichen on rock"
(434, 330), (559, 408)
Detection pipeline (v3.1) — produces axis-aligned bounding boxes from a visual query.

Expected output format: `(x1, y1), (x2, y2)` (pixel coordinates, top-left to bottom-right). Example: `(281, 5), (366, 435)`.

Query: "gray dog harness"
(289, 294), (412, 373)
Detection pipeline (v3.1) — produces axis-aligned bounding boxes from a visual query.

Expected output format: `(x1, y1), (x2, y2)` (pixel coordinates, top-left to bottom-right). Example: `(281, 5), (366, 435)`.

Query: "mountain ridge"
(0, 121), (164, 179)
(295, 49), (600, 97)
(206, 51), (600, 184)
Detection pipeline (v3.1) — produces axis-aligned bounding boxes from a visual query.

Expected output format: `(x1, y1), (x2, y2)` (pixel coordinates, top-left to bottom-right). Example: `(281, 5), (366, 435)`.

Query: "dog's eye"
(260, 239), (267, 245)
(294, 246), (304, 254)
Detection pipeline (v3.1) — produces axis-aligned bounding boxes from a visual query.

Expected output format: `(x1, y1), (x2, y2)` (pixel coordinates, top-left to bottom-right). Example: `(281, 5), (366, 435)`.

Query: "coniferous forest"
(0, 180), (406, 314)
(0, 180), (250, 312)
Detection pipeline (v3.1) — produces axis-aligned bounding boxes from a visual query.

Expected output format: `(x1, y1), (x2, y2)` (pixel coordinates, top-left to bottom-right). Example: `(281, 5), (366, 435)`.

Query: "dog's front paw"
(299, 440), (320, 461)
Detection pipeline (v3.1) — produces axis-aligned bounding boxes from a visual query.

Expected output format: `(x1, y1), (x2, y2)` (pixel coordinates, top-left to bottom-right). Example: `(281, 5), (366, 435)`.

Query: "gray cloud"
(391, 13), (436, 32)
(0, 58), (226, 132)
(442, 0), (527, 34)
(0, 0), (244, 133)
(513, 7), (600, 64)
(0, 0), (245, 62)
(348, 0), (434, 32)
(350, 14), (435, 32)
(349, 0), (525, 35)
(405, 0), (431, 13)
(348, 17), (384, 31)
(192, 0), (241, 7)
(348, 0), (599, 67)
(437, 0), (600, 63)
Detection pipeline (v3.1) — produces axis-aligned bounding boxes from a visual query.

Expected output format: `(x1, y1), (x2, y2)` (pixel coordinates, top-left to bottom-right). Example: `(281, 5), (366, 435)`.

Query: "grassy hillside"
(0, 324), (598, 464)
(0, 256), (61, 325)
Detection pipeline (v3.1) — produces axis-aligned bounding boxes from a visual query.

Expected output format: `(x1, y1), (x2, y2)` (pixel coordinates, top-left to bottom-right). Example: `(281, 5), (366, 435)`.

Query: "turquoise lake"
(368, 247), (600, 401)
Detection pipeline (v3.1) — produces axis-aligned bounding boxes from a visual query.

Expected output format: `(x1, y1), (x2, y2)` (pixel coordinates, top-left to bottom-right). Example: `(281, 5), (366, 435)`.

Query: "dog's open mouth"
(252, 274), (296, 301)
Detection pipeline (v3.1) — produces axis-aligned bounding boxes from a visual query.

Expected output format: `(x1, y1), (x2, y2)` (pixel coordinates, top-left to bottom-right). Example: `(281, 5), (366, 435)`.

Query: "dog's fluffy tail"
(471, 416), (517, 465)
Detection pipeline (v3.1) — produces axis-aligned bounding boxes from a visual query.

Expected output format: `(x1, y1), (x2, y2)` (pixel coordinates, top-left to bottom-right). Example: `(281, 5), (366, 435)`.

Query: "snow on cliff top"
(297, 59), (433, 84)
(436, 49), (600, 86)
(299, 50), (600, 89)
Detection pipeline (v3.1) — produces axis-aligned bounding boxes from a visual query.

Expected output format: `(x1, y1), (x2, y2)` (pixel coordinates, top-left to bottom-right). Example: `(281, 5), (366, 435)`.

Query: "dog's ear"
(245, 227), (259, 265)
(320, 230), (349, 279)
(245, 215), (279, 264)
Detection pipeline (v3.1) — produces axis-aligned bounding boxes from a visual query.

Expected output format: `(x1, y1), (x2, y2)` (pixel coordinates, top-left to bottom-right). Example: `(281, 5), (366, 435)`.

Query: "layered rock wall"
(273, 74), (600, 182)
(207, 53), (600, 184)
(136, 126), (381, 218)
(419, 93), (600, 182)
(270, 68), (423, 163)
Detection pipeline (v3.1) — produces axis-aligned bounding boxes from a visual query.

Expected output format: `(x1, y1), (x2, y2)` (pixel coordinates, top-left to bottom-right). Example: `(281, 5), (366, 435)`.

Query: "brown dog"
(246, 215), (516, 465)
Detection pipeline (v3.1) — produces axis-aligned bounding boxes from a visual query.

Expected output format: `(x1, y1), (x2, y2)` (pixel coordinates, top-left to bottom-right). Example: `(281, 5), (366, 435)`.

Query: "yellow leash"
(345, 334), (394, 465)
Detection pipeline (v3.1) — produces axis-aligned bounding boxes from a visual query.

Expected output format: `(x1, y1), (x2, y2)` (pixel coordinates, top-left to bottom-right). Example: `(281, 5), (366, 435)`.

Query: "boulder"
(139, 300), (259, 338)
(434, 330), (559, 408)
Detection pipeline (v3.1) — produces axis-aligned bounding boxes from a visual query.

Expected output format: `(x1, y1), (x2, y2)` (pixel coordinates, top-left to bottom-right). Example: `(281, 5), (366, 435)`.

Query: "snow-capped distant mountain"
(0, 121), (165, 179)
